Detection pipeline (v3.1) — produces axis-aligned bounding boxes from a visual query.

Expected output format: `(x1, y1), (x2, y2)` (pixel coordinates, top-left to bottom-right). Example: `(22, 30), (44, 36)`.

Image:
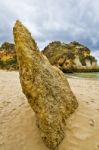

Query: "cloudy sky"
(0, 0), (99, 62)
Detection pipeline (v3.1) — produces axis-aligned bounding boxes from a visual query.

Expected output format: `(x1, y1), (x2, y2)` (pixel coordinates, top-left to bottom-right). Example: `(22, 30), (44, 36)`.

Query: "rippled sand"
(0, 71), (99, 150)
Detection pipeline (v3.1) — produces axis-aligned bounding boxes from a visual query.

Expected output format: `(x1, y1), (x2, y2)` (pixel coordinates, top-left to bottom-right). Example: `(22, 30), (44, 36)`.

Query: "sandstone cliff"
(13, 20), (78, 150)
(0, 42), (18, 70)
(0, 40), (98, 72)
(43, 41), (99, 73)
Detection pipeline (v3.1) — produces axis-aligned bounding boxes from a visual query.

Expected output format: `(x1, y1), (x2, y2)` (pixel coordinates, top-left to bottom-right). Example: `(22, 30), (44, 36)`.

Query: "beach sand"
(0, 70), (99, 150)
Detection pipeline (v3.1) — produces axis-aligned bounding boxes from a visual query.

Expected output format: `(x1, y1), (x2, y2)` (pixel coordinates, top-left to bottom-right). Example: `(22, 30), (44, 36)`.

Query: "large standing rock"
(13, 20), (78, 150)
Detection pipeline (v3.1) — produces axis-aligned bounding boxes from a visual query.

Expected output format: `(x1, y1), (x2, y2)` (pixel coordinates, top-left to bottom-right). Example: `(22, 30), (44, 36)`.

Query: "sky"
(0, 0), (99, 62)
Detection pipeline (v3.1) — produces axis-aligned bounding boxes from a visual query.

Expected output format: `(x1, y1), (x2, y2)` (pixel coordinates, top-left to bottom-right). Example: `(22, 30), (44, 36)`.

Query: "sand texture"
(0, 71), (99, 150)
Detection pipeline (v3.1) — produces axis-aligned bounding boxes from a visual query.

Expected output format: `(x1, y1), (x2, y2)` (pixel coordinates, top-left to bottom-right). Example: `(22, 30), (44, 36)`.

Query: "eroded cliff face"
(43, 41), (99, 73)
(0, 42), (15, 51)
(0, 42), (18, 70)
(0, 40), (98, 72)
(13, 20), (78, 150)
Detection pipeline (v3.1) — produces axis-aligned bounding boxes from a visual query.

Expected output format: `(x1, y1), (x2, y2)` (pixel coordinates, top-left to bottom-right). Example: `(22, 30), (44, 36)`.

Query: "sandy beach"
(0, 70), (99, 150)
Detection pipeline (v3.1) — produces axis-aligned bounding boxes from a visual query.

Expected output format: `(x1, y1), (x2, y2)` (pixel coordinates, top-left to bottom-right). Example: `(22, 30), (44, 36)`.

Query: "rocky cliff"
(13, 20), (78, 150)
(0, 42), (18, 70)
(43, 41), (99, 73)
(0, 39), (98, 73)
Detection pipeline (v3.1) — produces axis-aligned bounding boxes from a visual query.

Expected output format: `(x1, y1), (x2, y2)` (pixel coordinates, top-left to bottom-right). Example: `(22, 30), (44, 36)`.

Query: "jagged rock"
(0, 42), (15, 51)
(13, 20), (78, 150)
(0, 42), (18, 70)
(43, 41), (99, 73)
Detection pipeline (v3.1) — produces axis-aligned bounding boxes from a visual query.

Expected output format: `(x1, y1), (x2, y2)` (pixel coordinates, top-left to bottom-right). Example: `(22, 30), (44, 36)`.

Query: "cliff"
(43, 41), (99, 73)
(0, 41), (99, 72)
(0, 42), (18, 70)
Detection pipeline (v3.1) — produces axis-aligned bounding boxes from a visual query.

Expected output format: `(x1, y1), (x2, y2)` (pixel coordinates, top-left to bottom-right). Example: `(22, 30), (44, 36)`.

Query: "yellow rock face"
(13, 20), (78, 150)
(43, 41), (99, 72)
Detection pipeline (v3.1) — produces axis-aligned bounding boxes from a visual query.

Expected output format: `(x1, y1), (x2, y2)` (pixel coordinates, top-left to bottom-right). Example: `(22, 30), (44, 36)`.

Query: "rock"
(74, 56), (82, 67)
(0, 42), (18, 70)
(13, 20), (78, 150)
(85, 59), (91, 67)
(43, 41), (99, 73)
(0, 42), (15, 51)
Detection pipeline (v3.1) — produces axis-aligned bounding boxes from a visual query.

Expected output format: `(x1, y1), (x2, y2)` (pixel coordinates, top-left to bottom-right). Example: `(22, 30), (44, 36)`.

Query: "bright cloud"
(0, 0), (99, 62)
(92, 50), (99, 64)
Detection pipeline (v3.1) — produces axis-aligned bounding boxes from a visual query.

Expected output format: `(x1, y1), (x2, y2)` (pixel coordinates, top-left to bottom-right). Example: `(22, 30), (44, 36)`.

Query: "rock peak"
(15, 20), (22, 24)
(13, 20), (39, 62)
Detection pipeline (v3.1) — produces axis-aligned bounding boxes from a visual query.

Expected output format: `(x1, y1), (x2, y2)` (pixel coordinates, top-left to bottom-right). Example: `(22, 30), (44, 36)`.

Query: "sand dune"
(0, 71), (99, 150)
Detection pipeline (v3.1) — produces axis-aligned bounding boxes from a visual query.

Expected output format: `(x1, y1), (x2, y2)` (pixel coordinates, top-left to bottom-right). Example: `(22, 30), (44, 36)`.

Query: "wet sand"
(0, 70), (99, 150)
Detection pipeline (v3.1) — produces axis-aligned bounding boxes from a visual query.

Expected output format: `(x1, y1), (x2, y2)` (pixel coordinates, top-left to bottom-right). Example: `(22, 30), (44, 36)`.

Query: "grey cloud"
(0, 0), (99, 58)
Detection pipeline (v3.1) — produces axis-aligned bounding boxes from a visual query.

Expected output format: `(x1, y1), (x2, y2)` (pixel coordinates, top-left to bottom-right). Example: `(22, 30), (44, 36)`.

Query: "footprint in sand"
(85, 101), (89, 105)
(90, 100), (95, 103)
(89, 119), (95, 127)
(2, 101), (11, 107)
(96, 108), (99, 112)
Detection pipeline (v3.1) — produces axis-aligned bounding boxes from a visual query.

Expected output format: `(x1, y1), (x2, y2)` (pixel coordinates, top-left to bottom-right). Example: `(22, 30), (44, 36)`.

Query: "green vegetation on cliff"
(0, 42), (18, 70)
(0, 41), (98, 72)
(43, 41), (99, 73)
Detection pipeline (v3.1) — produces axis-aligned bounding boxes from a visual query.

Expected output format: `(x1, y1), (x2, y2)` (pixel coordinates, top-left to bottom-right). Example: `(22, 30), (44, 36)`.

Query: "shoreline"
(66, 75), (99, 81)
(65, 73), (99, 81)
(0, 69), (99, 79)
